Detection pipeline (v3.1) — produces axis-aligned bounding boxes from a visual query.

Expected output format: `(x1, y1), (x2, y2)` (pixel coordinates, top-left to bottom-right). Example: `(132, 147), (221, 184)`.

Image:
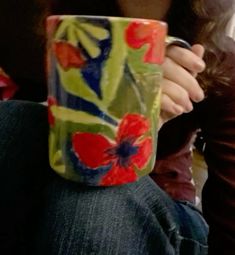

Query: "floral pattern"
(51, 17), (111, 98)
(71, 114), (152, 186)
(125, 21), (166, 64)
(53, 41), (86, 70)
(48, 16), (164, 186)
(47, 96), (57, 126)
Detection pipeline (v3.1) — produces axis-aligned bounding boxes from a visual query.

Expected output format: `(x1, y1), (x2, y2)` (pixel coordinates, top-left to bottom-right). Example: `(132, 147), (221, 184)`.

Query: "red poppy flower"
(0, 68), (18, 100)
(125, 21), (167, 64)
(52, 41), (86, 70)
(72, 113), (153, 186)
(47, 96), (57, 126)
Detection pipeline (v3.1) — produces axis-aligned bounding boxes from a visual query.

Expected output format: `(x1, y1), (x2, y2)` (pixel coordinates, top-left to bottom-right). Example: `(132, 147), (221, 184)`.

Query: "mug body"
(47, 15), (167, 186)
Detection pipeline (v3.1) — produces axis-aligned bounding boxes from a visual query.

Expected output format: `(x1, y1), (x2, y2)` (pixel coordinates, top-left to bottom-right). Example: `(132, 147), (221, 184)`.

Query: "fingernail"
(185, 102), (193, 112)
(194, 90), (205, 102)
(195, 59), (205, 70)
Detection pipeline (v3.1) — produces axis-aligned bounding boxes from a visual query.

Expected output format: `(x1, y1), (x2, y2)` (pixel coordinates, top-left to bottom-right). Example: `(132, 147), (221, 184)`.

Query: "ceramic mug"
(47, 15), (190, 186)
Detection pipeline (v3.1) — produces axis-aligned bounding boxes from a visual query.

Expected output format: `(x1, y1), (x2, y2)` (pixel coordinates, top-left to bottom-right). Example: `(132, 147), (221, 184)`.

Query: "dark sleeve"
(197, 53), (235, 253)
(0, 0), (48, 102)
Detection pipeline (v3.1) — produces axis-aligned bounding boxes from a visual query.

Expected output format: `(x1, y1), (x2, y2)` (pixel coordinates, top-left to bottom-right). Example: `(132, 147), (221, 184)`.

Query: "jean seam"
(178, 235), (208, 248)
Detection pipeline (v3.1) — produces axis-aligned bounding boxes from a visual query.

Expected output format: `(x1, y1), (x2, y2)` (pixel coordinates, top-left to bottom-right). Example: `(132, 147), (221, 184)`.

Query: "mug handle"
(166, 36), (191, 49)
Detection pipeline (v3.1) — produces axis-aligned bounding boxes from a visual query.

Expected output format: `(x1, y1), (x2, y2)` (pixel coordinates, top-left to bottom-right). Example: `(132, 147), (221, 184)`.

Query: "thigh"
(35, 176), (175, 255)
(174, 201), (208, 255)
(0, 101), (53, 254)
(34, 175), (208, 255)
(0, 101), (208, 255)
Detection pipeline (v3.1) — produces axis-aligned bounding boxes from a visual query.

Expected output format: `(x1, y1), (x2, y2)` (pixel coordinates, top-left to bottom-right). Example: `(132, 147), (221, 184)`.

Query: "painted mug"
(47, 15), (189, 186)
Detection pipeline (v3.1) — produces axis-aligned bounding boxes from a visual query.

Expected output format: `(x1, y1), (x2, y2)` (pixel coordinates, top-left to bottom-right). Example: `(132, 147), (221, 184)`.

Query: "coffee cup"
(47, 15), (190, 186)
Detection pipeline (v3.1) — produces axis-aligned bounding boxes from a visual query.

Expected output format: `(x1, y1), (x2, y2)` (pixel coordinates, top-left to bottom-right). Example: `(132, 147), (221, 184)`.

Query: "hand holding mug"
(47, 15), (203, 186)
(159, 44), (205, 128)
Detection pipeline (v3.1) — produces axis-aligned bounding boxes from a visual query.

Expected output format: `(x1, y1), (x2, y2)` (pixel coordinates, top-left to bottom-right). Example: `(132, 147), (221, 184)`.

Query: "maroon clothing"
(151, 115), (197, 203)
(152, 43), (235, 253)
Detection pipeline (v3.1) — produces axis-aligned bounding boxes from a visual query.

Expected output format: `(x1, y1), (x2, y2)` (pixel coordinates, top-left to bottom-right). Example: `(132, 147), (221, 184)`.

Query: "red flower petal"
(47, 96), (57, 126)
(100, 164), (137, 186)
(72, 132), (113, 168)
(126, 21), (154, 48)
(117, 114), (150, 142)
(125, 21), (167, 64)
(131, 138), (153, 170)
(53, 41), (86, 70)
(143, 26), (166, 64)
(0, 71), (18, 100)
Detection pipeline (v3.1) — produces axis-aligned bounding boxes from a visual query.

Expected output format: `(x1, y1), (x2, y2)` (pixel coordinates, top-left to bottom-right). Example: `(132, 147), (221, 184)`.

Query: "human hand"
(159, 44), (205, 129)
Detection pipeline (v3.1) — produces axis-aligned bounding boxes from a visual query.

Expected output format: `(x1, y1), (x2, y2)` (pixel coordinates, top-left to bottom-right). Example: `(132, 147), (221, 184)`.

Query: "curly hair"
(166, 0), (235, 94)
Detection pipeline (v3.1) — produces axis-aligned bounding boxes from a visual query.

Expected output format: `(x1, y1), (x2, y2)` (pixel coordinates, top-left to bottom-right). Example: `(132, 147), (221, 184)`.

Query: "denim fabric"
(174, 201), (208, 255)
(34, 175), (208, 255)
(0, 101), (208, 255)
(0, 100), (53, 255)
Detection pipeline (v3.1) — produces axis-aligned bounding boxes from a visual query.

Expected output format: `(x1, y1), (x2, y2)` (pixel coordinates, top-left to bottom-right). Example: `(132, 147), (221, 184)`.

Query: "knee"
(0, 100), (48, 133)
(0, 100), (50, 180)
(38, 179), (146, 253)
(0, 100), (48, 144)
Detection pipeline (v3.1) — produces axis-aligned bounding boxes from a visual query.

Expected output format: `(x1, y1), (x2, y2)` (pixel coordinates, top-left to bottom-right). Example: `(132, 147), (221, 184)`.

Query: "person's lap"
(0, 100), (208, 255)
(0, 100), (53, 254)
(34, 175), (208, 255)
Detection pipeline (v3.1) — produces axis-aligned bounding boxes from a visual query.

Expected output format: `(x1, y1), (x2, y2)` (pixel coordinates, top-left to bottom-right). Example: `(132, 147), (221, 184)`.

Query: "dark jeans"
(0, 101), (208, 255)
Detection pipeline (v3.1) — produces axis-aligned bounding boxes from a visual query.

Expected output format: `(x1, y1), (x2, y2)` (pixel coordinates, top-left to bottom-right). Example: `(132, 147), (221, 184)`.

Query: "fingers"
(191, 44), (205, 77)
(162, 57), (204, 102)
(161, 79), (193, 113)
(159, 94), (184, 130)
(161, 93), (184, 115)
(166, 45), (206, 73)
(159, 44), (206, 126)
(191, 44), (205, 59)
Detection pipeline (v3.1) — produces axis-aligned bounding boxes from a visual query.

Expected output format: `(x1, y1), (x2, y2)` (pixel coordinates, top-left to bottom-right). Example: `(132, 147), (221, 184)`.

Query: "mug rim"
(47, 14), (167, 27)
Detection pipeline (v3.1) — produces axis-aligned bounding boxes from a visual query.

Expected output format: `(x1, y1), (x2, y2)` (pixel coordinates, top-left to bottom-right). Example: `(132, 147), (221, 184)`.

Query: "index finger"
(166, 45), (206, 74)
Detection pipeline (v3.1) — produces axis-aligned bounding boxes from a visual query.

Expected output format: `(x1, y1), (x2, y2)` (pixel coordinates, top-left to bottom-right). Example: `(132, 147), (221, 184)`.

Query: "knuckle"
(188, 75), (199, 89)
